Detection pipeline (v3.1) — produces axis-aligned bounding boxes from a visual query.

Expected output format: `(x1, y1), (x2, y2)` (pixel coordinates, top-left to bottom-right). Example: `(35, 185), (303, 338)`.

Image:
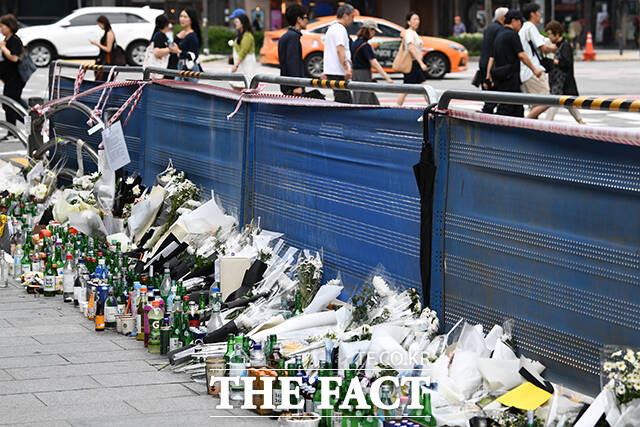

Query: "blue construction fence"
(50, 76), (640, 395)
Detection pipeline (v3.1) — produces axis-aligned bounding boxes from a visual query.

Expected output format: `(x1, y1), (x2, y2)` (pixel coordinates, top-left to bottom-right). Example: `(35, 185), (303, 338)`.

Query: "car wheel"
(424, 52), (448, 79)
(304, 52), (323, 78)
(29, 42), (54, 68)
(127, 41), (148, 66)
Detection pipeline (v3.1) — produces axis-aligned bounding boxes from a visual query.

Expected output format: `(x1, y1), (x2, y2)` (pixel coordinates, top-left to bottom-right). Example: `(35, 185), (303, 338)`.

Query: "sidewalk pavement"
(0, 280), (276, 427)
(575, 48), (640, 61)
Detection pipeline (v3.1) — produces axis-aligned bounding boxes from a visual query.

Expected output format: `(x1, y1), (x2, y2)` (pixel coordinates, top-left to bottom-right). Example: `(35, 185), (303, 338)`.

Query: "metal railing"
(438, 89), (640, 113)
(0, 95), (28, 120)
(248, 74), (439, 103)
(142, 66), (250, 88)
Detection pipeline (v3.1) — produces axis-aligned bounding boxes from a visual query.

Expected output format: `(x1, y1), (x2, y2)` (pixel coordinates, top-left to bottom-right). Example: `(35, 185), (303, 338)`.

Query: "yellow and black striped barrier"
(178, 70), (203, 79)
(559, 96), (640, 112)
(311, 78), (348, 89)
(80, 64), (104, 71)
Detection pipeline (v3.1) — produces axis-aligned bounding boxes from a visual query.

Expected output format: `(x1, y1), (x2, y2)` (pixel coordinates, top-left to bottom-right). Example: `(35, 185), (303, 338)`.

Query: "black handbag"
(528, 40), (553, 73)
(18, 52), (37, 83)
(471, 69), (483, 87)
(491, 63), (514, 81)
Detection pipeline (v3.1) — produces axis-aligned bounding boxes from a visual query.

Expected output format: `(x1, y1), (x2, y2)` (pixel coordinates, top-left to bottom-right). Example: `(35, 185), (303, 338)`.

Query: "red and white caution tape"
(226, 84), (266, 120)
(88, 67), (119, 126)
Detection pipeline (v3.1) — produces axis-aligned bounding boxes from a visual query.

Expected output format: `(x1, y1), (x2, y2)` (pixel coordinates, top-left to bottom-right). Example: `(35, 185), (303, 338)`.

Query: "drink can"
(205, 358), (226, 395)
(160, 326), (171, 355)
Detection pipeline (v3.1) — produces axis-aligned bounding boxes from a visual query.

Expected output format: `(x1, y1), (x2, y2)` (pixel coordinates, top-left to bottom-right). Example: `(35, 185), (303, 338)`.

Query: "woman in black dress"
(90, 15), (115, 81)
(397, 12), (429, 106)
(0, 14), (25, 127)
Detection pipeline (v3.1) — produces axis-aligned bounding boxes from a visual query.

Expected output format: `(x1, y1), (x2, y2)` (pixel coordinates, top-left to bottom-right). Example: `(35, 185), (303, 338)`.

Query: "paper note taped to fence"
(102, 121), (130, 170)
(497, 381), (552, 410)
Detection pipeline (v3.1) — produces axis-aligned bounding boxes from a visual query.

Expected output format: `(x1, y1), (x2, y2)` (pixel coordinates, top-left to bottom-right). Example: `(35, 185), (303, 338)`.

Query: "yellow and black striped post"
(81, 64), (103, 71)
(311, 78), (348, 90)
(178, 70), (202, 79)
(558, 96), (640, 112)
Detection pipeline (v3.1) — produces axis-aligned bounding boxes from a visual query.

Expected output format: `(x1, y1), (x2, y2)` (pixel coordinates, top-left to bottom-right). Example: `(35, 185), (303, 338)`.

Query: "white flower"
(624, 352), (636, 364)
(604, 362), (615, 372)
(372, 275), (393, 298)
(617, 361), (627, 371)
(604, 379), (615, 390)
(132, 185), (141, 196)
(29, 183), (48, 200)
(126, 176), (135, 185)
(616, 384), (626, 396)
(612, 350), (623, 358)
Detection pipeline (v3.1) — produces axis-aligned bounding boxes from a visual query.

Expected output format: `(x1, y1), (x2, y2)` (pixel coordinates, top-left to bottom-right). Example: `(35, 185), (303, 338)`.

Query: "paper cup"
(115, 315), (124, 334)
(120, 315), (134, 335)
(205, 358), (226, 395)
(80, 302), (88, 317)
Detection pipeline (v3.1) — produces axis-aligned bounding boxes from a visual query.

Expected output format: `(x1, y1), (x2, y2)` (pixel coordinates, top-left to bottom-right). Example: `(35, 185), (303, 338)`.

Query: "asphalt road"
(1, 56), (639, 161)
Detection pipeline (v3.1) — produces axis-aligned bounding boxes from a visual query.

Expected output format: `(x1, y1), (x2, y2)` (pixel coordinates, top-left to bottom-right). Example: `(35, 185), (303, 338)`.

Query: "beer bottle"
(268, 344), (284, 370)
(62, 254), (75, 303)
(136, 287), (147, 341)
(187, 300), (199, 327)
(181, 312), (193, 346)
(169, 314), (182, 352)
(105, 285), (118, 329)
(224, 333), (235, 373)
(273, 359), (285, 414)
(293, 291), (303, 316)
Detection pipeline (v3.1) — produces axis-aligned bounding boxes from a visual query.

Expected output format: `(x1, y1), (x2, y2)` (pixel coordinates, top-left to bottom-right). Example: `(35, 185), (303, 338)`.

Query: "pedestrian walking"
(543, 20), (584, 124)
(453, 16), (467, 36)
(145, 15), (179, 72)
(230, 11), (256, 91)
(351, 19), (393, 105)
(253, 14), (263, 31)
(323, 4), (355, 103)
(568, 17), (582, 50)
(477, 7), (508, 114)
(396, 12), (429, 106)
(173, 8), (202, 80)
(278, 4), (309, 96)
(485, 10), (542, 118)
(519, 2), (556, 119)
(0, 14), (25, 128)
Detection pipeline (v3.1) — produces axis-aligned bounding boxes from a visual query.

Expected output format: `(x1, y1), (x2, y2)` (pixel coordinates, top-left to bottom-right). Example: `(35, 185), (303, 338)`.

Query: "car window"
(378, 24), (402, 38)
(347, 22), (362, 36)
(310, 25), (329, 34)
(105, 13), (127, 24)
(69, 13), (103, 26)
(126, 13), (147, 23)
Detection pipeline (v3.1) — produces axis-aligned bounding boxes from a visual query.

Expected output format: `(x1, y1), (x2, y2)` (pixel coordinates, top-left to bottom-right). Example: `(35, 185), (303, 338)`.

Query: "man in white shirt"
(519, 2), (556, 119)
(322, 3), (355, 103)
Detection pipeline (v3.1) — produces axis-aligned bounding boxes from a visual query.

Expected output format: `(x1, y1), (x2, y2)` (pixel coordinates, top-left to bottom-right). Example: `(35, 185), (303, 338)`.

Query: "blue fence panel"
(249, 104), (423, 297)
(430, 114), (640, 394)
(51, 77), (145, 176)
(142, 84), (248, 217)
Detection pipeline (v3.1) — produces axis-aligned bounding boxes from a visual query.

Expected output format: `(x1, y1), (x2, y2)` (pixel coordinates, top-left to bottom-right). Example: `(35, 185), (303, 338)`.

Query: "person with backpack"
(351, 19), (393, 105)
(0, 14), (26, 127)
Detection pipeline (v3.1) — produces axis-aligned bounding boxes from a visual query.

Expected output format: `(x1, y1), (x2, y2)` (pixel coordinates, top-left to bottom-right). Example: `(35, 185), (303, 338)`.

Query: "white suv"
(18, 6), (164, 67)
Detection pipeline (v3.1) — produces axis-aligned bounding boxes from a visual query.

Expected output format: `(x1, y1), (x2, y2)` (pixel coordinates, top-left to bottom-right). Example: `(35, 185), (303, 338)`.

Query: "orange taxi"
(260, 15), (468, 79)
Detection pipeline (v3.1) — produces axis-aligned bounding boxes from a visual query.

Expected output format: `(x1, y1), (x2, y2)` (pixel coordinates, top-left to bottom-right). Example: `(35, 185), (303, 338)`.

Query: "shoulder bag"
(18, 52), (37, 84)
(392, 38), (413, 74)
(525, 26), (553, 73)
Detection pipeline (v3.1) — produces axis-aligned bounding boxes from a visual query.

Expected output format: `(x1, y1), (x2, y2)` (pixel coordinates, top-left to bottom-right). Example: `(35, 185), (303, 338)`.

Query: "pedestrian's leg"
(567, 107), (584, 124)
(3, 80), (23, 126)
(544, 107), (558, 121)
(397, 93), (407, 106)
(527, 105), (550, 119)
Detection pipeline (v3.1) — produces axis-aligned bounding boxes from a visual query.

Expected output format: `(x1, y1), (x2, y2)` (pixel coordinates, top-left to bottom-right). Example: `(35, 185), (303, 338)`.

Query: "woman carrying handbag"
(352, 19), (393, 105)
(143, 14), (180, 79)
(394, 12), (429, 106)
(91, 15), (126, 81)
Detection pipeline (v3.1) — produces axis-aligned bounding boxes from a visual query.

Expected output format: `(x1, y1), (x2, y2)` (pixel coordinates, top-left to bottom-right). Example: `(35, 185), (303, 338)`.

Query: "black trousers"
(3, 76), (25, 125)
(325, 74), (352, 104)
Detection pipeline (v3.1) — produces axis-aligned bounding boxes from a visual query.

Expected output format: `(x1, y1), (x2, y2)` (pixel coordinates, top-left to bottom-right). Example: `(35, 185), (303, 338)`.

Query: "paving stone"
(35, 383), (196, 406)
(6, 360), (156, 380)
(0, 309), (66, 319)
(91, 371), (186, 387)
(0, 354), (70, 369)
(0, 336), (41, 347)
(109, 338), (148, 350)
(0, 400), (140, 425)
(181, 381), (208, 396)
(0, 370), (13, 381)
(0, 325), (87, 338)
(31, 333), (103, 345)
(0, 376), (101, 395)
(0, 393), (46, 411)
(1, 341), (122, 358)
(60, 350), (155, 364)
(125, 394), (217, 413)
(68, 409), (275, 427)
(12, 421), (73, 427)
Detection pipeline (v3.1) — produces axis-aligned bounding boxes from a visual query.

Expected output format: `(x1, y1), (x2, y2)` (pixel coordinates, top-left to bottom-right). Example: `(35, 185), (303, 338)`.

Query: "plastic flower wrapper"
(72, 171), (101, 192)
(68, 209), (107, 239)
(303, 273), (343, 314)
(294, 249), (323, 308)
(93, 150), (116, 213)
(447, 322), (491, 400)
(127, 186), (166, 242)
